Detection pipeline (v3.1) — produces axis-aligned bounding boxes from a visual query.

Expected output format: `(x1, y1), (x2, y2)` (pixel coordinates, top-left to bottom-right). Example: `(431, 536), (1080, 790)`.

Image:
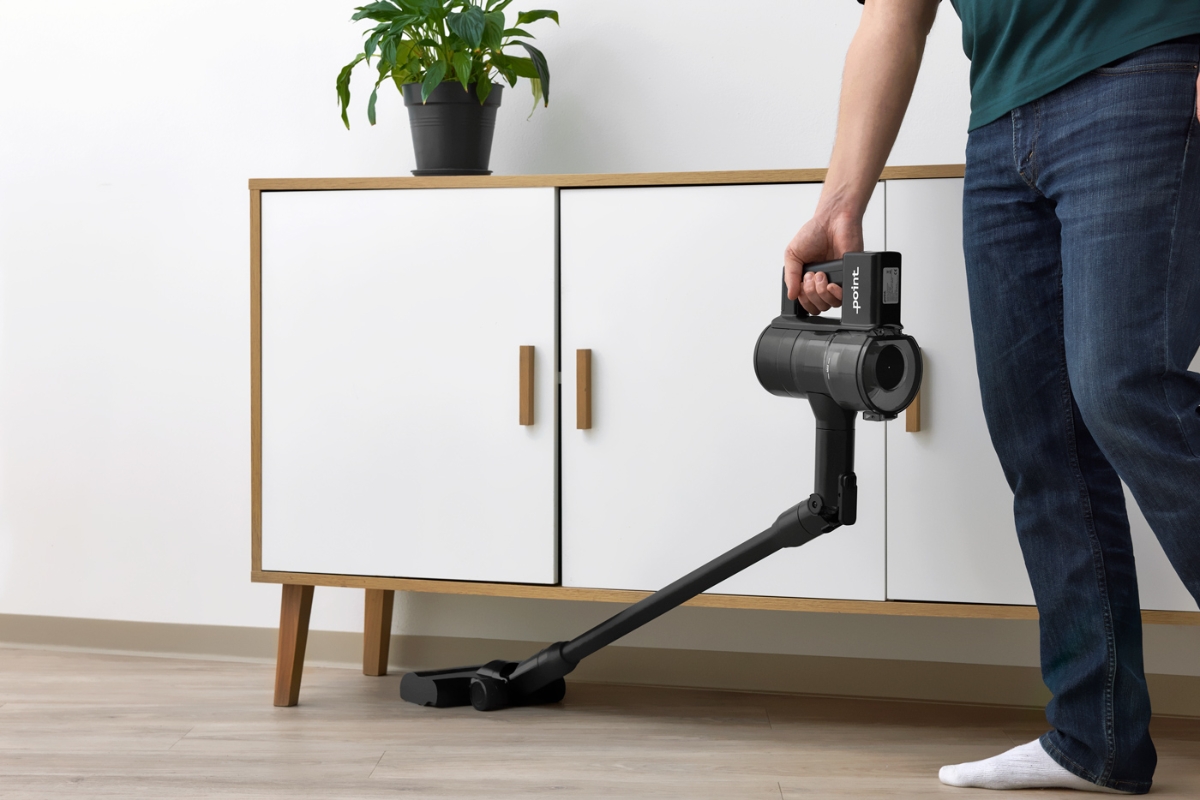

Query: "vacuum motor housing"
(754, 252), (922, 420)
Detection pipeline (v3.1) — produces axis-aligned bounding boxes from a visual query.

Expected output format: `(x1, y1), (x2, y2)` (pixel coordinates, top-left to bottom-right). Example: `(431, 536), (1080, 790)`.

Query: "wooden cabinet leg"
(363, 589), (395, 676)
(273, 584), (314, 707)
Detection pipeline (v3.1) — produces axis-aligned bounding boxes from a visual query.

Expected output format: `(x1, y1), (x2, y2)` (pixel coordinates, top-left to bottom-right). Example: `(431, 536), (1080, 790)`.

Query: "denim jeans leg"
(1049, 49), (1200, 599)
(962, 37), (1200, 794)
(963, 111), (1154, 795)
(1040, 41), (1200, 789)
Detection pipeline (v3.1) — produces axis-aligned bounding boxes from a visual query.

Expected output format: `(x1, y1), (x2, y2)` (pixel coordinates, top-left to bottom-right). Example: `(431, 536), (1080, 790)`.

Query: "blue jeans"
(963, 37), (1200, 794)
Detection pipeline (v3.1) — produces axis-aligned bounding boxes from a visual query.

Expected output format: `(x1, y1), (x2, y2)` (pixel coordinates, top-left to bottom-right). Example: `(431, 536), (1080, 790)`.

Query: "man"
(786, 1), (1200, 794)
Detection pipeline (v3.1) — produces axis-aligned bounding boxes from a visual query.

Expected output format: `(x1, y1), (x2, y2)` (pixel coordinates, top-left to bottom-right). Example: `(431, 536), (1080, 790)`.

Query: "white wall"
(2, 0), (1194, 678)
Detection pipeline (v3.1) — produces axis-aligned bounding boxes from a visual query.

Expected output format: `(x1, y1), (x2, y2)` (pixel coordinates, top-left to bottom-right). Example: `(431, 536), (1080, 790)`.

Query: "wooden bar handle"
(576, 349), (592, 430)
(905, 388), (922, 433)
(519, 345), (535, 426)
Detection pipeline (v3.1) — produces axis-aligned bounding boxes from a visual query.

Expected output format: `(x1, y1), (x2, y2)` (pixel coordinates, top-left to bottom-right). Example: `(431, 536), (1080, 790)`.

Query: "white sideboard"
(251, 168), (1199, 705)
(249, 169), (1200, 708)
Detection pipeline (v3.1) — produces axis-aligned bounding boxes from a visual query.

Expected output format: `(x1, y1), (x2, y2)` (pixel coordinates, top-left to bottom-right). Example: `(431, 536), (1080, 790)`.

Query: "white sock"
(938, 739), (1132, 793)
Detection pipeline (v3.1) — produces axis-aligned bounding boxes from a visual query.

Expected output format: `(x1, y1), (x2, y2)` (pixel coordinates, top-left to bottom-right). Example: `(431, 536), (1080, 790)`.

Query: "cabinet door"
(885, 178), (1197, 611)
(1128, 483), (1198, 611)
(260, 188), (557, 583)
(1121, 344), (1200, 610)
(884, 178), (1033, 604)
(560, 183), (887, 599)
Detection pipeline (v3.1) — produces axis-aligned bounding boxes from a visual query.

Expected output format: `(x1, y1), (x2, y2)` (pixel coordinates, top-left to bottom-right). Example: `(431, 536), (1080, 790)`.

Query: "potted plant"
(336, 0), (558, 175)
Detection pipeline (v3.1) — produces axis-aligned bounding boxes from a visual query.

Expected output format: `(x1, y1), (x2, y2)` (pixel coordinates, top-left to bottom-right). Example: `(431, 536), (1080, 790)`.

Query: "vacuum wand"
(561, 485), (838, 665)
(400, 252), (922, 712)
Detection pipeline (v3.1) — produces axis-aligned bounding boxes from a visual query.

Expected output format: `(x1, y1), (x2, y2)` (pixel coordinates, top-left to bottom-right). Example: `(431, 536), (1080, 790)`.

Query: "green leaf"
(364, 30), (382, 61)
(395, 38), (416, 64)
(400, 0), (441, 15)
(382, 16), (418, 36)
(452, 51), (473, 90)
(367, 85), (380, 125)
(527, 77), (542, 118)
(481, 10), (505, 49)
(502, 27), (534, 38)
(516, 9), (558, 26)
(476, 79), (493, 104)
(368, 65), (393, 126)
(485, 0), (514, 11)
(336, 53), (367, 129)
(421, 60), (447, 102)
(446, 6), (486, 48)
(495, 53), (538, 78)
(516, 41), (550, 105)
(381, 36), (397, 68)
(351, 1), (404, 22)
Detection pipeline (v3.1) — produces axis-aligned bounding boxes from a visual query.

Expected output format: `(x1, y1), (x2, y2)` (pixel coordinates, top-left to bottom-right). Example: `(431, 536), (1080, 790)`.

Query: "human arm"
(787, 0), (941, 314)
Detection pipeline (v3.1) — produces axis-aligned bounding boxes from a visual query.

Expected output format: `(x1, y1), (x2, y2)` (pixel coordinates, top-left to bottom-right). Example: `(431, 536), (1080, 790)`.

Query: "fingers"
(783, 217), (832, 301)
(816, 278), (844, 309)
(783, 253), (805, 301)
(785, 267), (801, 302)
(782, 214), (855, 314)
(798, 273), (821, 315)
(798, 270), (844, 315)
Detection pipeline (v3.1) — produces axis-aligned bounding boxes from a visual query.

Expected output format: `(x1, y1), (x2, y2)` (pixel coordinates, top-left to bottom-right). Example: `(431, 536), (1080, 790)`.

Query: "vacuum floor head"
(400, 661), (567, 711)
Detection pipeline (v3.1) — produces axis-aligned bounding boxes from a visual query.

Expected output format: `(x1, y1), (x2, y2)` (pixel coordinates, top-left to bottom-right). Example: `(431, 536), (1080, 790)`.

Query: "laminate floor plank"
(1, 646), (1198, 798)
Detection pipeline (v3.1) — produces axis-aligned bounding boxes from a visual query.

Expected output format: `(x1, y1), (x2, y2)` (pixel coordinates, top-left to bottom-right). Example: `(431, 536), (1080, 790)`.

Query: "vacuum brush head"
(399, 662), (567, 711)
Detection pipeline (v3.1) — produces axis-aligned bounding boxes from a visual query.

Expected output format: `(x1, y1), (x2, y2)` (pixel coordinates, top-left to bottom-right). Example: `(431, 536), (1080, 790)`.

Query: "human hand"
(783, 214), (863, 315)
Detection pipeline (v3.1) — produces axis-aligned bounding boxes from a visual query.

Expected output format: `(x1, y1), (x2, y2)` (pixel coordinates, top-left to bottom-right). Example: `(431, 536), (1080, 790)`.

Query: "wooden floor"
(1, 648), (1199, 798)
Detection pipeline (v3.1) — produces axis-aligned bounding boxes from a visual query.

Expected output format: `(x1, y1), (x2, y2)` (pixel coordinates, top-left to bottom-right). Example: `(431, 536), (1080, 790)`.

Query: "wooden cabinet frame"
(250, 166), (1198, 706)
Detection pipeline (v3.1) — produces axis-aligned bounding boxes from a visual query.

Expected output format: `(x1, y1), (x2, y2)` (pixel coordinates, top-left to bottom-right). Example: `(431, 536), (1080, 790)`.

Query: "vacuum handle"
(803, 259), (844, 287)
(781, 259), (844, 316)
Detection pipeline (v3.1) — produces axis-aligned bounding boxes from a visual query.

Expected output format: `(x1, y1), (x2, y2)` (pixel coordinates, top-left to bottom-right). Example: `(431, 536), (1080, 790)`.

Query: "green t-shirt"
(858, 1), (1200, 130)
(949, 0), (1200, 130)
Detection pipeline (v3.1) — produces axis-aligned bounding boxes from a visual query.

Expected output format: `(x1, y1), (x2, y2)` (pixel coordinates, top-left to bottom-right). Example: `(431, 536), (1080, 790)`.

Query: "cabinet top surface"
(249, 165), (964, 192)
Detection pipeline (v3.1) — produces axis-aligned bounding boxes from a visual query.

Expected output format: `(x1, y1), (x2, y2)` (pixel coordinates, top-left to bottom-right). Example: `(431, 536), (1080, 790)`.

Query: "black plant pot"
(402, 82), (503, 176)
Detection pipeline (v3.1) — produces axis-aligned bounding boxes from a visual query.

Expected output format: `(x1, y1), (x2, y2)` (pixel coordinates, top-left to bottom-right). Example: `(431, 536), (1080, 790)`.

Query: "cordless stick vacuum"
(400, 251), (922, 712)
